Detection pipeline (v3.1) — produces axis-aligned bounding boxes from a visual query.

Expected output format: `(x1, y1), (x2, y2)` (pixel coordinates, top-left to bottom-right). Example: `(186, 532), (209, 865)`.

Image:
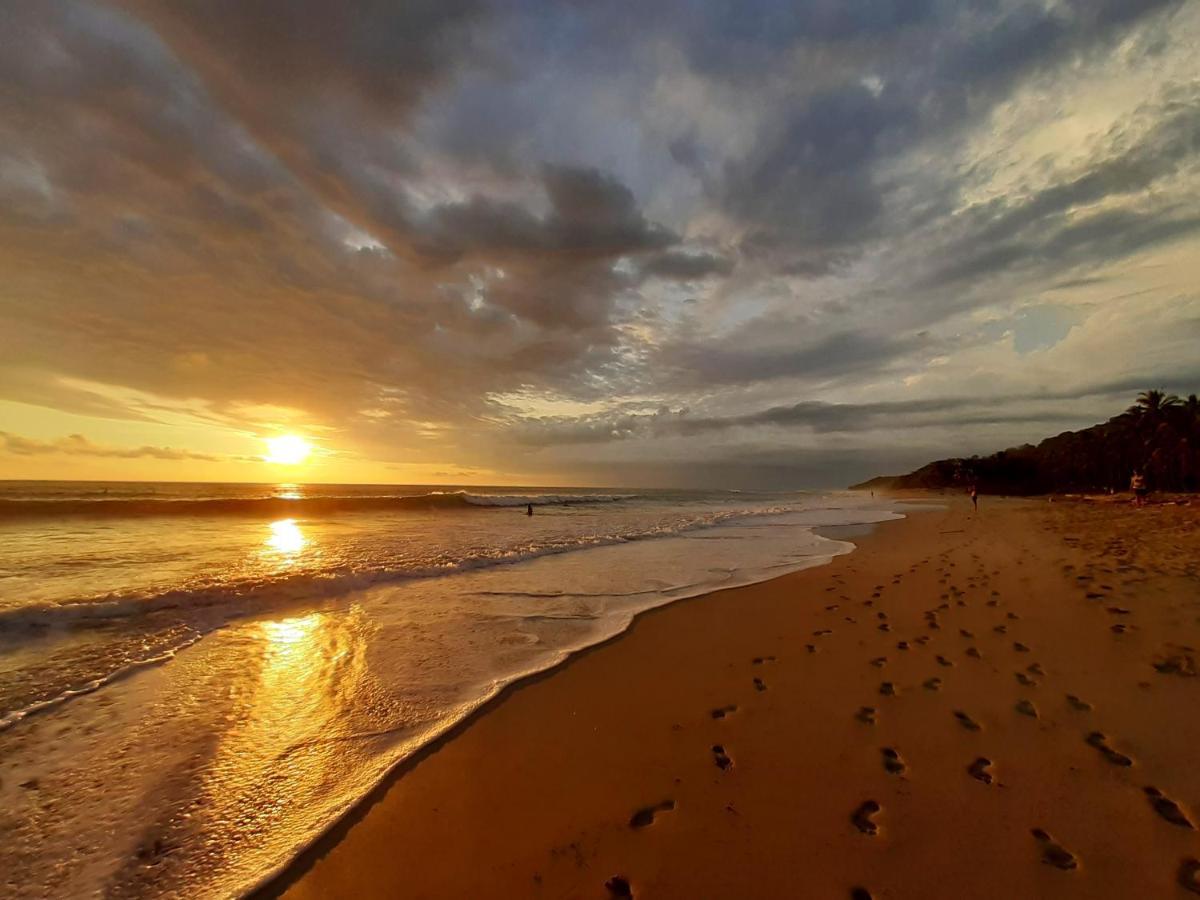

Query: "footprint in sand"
(1015, 672), (1038, 687)
(993, 625), (1008, 635)
(850, 888), (874, 900)
(1179, 858), (1200, 895)
(897, 641), (910, 651)
(1106, 606), (1131, 616)
(856, 706), (877, 725)
(936, 655), (955, 668)
(752, 656), (777, 665)
(629, 800), (675, 829)
(968, 757), (994, 784)
(986, 599), (999, 607)
(914, 635), (931, 646)
(959, 629), (975, 638)
(923, 677), (943, 691)
(806, 644), (818, 654)
(813, 629), (833, 637)
(1007, 612), (1020, 620)
(1086, 732), (1133, 767)
(954, 710), (982, 731)
(852, 800), (882, 836)
(1031, 828), (1078, 870)
(879, 682), (896, 697)
(881, 747), (906, 775)
(1027, 662), (1045, 676)
(1144, 787), (1194, 828)
(712, 744), (733, 771)
(711, 704), (738, 720)
(1066, 694), (1092, 711)
(966, 647), (983, 659)
(605, 875), (634, 898)
(878, 623), (891, 633)
(753, 677), (768, 692)
(1015, 699), (1039, 718)
(1013, 642), (1031, 653)
(870, 656), (888, 668)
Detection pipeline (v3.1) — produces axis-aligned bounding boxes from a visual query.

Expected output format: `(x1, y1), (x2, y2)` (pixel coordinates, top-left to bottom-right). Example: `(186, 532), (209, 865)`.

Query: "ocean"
(0, 480), (901, 898)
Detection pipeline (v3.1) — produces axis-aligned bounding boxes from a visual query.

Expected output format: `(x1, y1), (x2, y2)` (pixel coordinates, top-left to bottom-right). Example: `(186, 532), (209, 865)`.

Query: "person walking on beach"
(1130, 471), (1147, 507)
(969, 483), (978, 512)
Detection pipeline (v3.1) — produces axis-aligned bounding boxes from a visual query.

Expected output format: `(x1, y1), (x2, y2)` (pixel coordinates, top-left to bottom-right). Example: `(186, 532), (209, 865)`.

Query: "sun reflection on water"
(261, 612), (321, 646)
(264, 518), (306, 557)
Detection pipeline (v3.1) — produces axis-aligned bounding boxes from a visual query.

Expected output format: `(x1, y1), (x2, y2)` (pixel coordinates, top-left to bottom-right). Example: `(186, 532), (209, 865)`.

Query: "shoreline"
(269, 493), (1200, 898)
(248, 510), (909, 898)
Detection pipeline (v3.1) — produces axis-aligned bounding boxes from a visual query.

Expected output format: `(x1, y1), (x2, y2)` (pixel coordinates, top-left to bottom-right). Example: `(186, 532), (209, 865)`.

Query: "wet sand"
(274, 495), (1200, 899)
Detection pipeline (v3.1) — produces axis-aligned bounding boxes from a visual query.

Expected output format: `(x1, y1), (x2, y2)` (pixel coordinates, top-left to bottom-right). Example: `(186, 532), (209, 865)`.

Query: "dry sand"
(273, 495), (1200, 899)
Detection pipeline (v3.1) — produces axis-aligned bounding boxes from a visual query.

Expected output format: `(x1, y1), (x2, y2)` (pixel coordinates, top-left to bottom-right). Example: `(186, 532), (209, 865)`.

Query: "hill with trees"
(854, 390), (1200, 495)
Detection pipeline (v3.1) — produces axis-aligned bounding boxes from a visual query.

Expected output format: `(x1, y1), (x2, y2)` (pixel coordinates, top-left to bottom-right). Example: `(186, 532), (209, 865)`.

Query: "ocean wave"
(0, 490), (635, 519)
(0, 632), (205, 733)
(0, 504), (794, 634)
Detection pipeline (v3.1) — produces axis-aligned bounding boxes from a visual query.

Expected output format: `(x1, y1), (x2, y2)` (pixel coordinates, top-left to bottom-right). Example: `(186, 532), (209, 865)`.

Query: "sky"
(1, 0), (1199, 489)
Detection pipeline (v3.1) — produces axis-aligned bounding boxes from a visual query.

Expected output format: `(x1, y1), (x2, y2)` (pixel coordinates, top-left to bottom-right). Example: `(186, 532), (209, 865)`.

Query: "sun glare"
(264, 435), (312, 465)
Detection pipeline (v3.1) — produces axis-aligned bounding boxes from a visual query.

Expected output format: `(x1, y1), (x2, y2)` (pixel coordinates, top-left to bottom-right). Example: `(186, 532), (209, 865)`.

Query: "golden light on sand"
(264, 435), (312, 465)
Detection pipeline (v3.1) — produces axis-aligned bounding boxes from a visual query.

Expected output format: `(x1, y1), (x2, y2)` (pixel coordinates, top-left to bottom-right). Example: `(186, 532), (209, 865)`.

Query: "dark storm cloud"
(659, 330), (933, 389)
(721, 83), (908, 271)
(512, 390), (1112, 449)
(124, 0), (487, 112)
(417, 166), (674, 263)
(512, 374), (1200, 451)
(637, 251), (734, 282)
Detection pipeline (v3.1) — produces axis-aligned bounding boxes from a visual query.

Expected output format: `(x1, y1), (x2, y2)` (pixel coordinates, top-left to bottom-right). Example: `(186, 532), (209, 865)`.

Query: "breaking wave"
(0, 490), (636, 520)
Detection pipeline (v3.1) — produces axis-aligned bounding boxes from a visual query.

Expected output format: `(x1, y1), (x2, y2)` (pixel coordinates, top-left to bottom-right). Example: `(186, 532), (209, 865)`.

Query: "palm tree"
(1131, 389), (1181, 417)
(1185, 394), (1200, 420)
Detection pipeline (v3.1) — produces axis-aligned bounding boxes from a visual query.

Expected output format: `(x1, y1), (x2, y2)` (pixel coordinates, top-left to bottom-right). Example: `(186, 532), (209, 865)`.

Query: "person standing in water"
(526, 503), (534, 516)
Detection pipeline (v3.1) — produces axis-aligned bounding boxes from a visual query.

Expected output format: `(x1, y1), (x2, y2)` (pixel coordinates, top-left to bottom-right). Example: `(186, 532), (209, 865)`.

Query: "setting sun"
(263, 435), (312, 465)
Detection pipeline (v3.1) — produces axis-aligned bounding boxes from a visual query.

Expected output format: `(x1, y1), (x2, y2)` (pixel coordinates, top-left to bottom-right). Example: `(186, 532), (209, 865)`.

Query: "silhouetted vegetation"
(854, 390), (1200, 495)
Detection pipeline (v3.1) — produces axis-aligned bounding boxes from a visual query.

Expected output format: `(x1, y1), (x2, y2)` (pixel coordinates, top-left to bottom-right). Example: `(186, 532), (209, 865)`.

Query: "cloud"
(0, 0), (1198, 486)
(637, 250), (734, 281)
(0, 432), (226, 462)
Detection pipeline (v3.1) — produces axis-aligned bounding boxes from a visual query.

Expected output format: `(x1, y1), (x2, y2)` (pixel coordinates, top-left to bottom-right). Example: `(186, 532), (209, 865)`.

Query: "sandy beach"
(267, 495), (1200, 898)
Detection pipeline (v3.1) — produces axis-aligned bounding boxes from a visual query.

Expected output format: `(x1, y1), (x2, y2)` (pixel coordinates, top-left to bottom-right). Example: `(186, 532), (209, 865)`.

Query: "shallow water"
(0, 482), (900, 898)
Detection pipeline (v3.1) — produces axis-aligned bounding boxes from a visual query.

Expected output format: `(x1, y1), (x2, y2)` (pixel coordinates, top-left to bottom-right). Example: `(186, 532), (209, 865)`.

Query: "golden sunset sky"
(2, 1), (1199, 487)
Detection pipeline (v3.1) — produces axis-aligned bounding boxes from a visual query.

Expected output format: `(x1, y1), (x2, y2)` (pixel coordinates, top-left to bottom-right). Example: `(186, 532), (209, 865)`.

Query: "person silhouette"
(526, 503), (534, 516)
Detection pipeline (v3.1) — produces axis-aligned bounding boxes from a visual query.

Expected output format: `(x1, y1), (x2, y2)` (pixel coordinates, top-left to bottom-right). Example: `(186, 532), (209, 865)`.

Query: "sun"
(263, 435), (312, 465)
